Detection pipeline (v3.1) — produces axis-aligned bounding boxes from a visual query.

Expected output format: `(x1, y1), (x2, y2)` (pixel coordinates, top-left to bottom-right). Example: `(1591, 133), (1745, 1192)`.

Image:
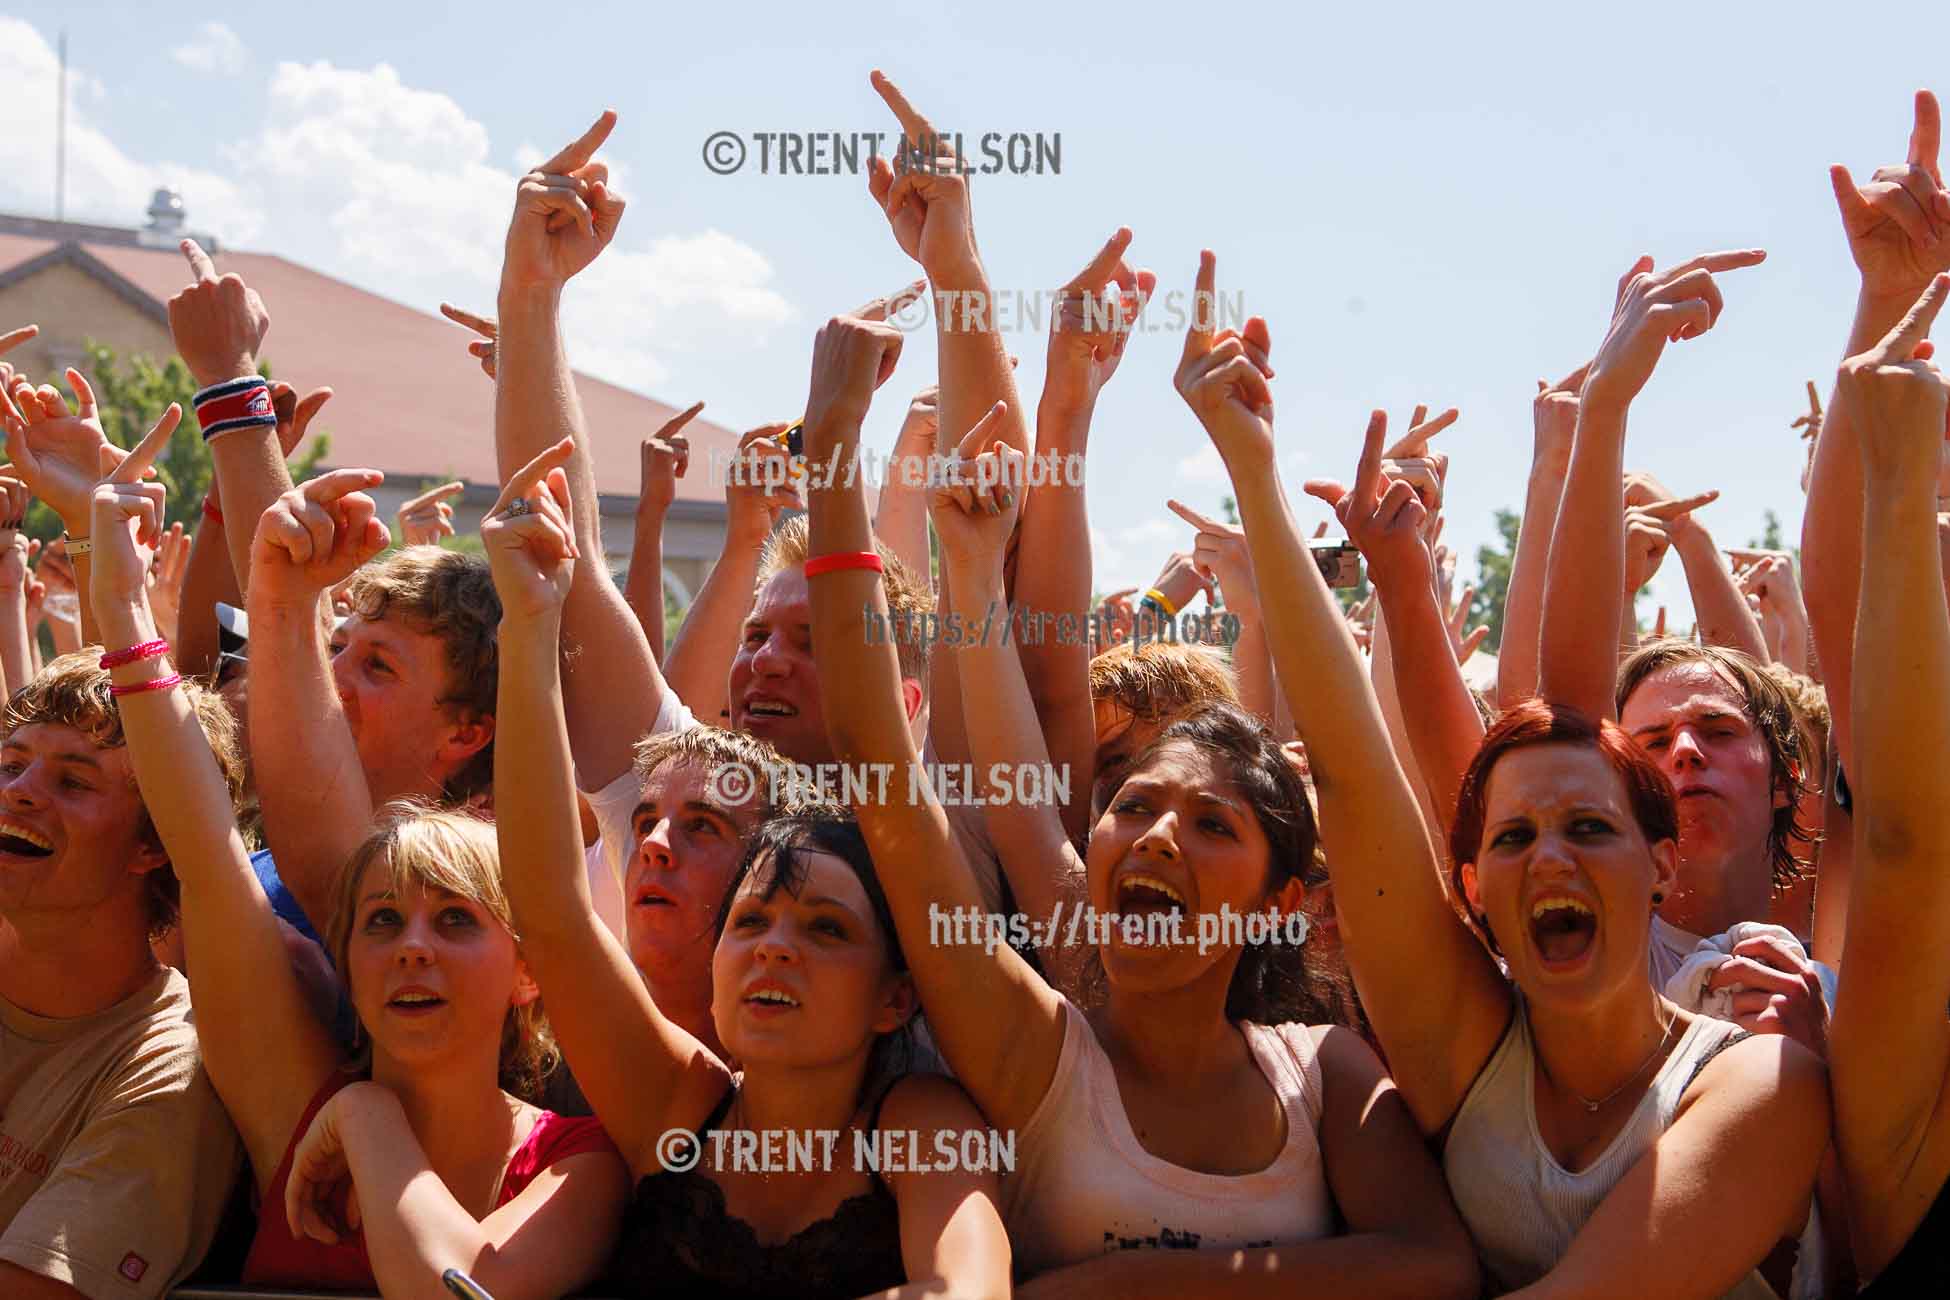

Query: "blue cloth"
(251, 846), (323, 947)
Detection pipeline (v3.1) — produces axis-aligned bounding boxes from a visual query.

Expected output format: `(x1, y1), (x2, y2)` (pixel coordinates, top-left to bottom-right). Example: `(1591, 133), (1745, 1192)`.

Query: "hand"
(1175, 251), (1274, 466)
(0, 474), (30, 593)
(439, 303), (499, 378)
(1534, 361), (1592, 464)
(284, 1085), (373, 1246)
(1830, 91), (1950, 301)
(168, 241), (268, 387)
(1583, 249), (1767, 410)
(1148, 550), (1212, 615)
(865, 71), (978, 278)
(1622, 493), (1716, 591)
(641, 402), (700, 516)
(1096, 588), (1137, 650)
(87, 404), (182, 613)
(802, 314), (904, 448)
(1303, 411), (1431, 595)
(1703, 933), (1830, 1061)
(928, 402), (1022, 572)
(501, 111), (626, 291)
(1624, 473), (1720, 550)
(145, 523), (191, 643)
(1446, 582), (1488, 662)
(0, 325), (36, 371)
(896, 382), (940, 454)
(724, 423), (802, 542)
(1167, 499), (1257, 613)
(35, 537), (74, 602)
(1840, 272), (1950, 485)
(397, 481), (465, 547)
(1380, 404), (1459, 512)
(1046, 228), (1156, 411)
(1733, 553), (1806, 623)
(0, 369), (138, 531)
(205, 381), (331, 516)
(251, 469), (391, 610)
(482, 438), (579, 621)
(1790, 379), (1823, 443)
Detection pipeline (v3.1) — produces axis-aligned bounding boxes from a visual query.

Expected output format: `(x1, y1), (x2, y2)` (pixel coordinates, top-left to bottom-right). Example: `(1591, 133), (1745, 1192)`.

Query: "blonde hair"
(4, 649), (246, 937)
(754, 515), (933, 684)
(632, 724), (833, 820)
(325, 802), (556, 1100)
(1088, 640), (1241, 722)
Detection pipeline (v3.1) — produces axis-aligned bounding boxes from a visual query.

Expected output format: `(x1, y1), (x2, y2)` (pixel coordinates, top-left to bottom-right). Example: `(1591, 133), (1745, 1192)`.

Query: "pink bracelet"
(100, 640), (170, 670)
(110, 673), (182, 698)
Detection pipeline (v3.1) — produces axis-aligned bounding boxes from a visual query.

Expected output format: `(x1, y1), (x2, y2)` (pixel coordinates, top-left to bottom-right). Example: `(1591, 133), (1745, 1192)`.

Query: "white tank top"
(1003, 997), (1334, 1277)
(1444, 998), (1778, 1298)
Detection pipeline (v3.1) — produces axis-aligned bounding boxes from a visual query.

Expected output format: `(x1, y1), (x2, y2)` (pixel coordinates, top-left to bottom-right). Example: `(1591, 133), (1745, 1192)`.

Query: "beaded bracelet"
(100, 639), (170, 670)
(110, 673), (182, 698)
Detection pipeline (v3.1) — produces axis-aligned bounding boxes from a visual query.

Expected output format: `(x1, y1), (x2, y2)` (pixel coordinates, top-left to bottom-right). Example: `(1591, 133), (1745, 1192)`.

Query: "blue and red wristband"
(192, 376), (277, 442)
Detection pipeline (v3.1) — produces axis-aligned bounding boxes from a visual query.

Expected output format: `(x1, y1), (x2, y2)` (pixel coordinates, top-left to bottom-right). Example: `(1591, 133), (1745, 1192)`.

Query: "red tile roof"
(2, 231), (737, 504)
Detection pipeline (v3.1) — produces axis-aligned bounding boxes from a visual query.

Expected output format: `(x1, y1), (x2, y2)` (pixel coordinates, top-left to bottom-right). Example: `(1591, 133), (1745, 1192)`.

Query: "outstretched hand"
(1304, 411), (1431, 595)
(1, 369), (139, 532)
(865, 71), (978, 278)
(1175, 251), (1274, 465)
(502, 110), (626, 291)
(1584, 249), (1766, 410)
(640, 402), (701, 516)
(398, 481), (466, 547)
(1842, 271), (1950, 485)
(482, 437), (579, 621)
(251, 468), (391, 609)
(1167, 499), (1256, 612)
(1831, 91), (1950, 301)
(439, 303), (499, 379)
(929, 402), (1022, 571)
(169, 240), (269, 387)
(1047, 228), (1156, 409)
(802, 314), (904, 452)
(87, 402), (183, 612)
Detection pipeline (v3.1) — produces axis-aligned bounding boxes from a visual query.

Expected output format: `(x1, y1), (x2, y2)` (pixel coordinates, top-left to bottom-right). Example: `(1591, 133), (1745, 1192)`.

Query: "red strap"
(803, 551), (885, 578)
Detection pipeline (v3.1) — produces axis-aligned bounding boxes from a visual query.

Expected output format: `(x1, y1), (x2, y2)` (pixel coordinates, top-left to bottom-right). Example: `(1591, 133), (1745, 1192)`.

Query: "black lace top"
(608, 1087), (906, 1299)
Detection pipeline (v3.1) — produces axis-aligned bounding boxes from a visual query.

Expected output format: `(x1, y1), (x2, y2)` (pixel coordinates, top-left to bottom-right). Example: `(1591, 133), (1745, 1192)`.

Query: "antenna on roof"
(54, 29), (67, 221)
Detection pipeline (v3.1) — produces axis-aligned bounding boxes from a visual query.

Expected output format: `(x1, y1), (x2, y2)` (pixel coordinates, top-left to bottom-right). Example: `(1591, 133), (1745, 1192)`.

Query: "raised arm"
(1803, 92), (1950, 772)
(1175, 252), (1505, 1133)
(484, 440), (730, 1179)
(0, 476), (32, 695)
(866, 72), (1031, 770)
(624, 405), (698, 662)
(1169, 499), (1277, 724)
(801, 313), (1065, 1137)
(1540, 250), (1766, 719)
(1624, 474), (1768, 659)
(246, 470), (394, 934)
(872, 378), (940, 578)
(494, 111), (669, 790)
(1500, 364), (1587, 707)
(1019, 231), (1155, 840)
(86, 408), (341, 1191)
(1827, 274), (1950, 1281)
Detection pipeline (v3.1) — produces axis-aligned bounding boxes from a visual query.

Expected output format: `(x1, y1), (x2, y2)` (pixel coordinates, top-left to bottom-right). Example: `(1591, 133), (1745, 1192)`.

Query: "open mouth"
(1528, 897), (1597, 966)
(743, 698), (797, 720)
(0, 827), (53, 858)
(387, 992), (446, 1012)
(744, 987), (800, 1011)
(634, 888), (676, 909)
(1117, 873), (1186, 917)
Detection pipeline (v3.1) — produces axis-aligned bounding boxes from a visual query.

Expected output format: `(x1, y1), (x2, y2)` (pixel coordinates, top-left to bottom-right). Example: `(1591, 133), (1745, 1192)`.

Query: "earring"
(1651, 891), (1664, 905)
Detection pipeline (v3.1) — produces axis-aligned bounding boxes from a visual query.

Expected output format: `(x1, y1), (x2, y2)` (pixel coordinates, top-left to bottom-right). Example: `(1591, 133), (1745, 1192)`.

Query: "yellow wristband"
(1142, 588), (1177, 618)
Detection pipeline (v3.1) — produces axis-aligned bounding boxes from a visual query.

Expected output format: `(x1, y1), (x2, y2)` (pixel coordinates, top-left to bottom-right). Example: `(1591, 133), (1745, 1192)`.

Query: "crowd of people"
(0, 66), (1945, 1299)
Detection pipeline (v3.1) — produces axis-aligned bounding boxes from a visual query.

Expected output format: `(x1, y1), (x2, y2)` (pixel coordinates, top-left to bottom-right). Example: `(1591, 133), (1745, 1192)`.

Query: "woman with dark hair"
(1220, 264), (1831, 1292)
(482, 442), (1010, 1299)
(803, 312), (1477, 1297)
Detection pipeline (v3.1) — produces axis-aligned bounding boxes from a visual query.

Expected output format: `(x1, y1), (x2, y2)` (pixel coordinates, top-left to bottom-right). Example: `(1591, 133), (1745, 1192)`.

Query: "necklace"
(1541, 1011), (1678, 1114)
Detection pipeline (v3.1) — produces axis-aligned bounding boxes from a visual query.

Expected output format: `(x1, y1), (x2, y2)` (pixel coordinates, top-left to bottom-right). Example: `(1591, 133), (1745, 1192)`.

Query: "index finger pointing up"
(539, 110), (617, 176)
(1873, 272), (1950, 361)
(1909, 89), (1943, 183)
(492, 437), (577, 516)
(870, 70), (938, 150)
(1180, 250), (1219, 366)
(109, 404), (182, 485)
(1166, 499), (1220, 533)
(181, 239), (218, 284)
(1353, 410), (1388, 510)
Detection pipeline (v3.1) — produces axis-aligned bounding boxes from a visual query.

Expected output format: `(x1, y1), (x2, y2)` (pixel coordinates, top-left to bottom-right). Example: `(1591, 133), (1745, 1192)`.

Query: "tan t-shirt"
(0, 965), (242, 1298)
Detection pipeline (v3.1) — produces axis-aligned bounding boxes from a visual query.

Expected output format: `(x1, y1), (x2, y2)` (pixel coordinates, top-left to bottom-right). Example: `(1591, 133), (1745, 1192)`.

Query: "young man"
(1086, 640), (1241, 821)
(0, 654), (243, 1299)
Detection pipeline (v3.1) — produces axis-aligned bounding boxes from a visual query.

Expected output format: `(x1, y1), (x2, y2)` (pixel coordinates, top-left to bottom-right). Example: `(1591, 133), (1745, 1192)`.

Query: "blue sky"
(5, 0), (1947, 627)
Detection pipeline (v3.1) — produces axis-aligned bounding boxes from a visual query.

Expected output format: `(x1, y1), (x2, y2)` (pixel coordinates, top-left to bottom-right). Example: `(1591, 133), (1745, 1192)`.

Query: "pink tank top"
(1003, 998), (1334, 1277)
(242, 1071), (619, 1290)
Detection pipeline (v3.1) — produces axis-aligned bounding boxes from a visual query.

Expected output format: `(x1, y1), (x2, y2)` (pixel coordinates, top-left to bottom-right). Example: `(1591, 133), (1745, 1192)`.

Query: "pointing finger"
(439, 303), (496, 338)
(110, 404), (182, 484)
(1181, 250), (1219, 366)
(1353, 410), (1388, 510)
(1064, 228), (1134, 292)
(539, 109), (617, 175)
(1644, 489), (1720, 521)
(870, 70), (940, 152)
(1166, 499), (1222, 533)
(1910, 89), (1943, 183)
(181, 239), (218, 283)
(1873, 272), (1950, 361)
(0, 325), (37, 357)
(493, 437), (577, 517)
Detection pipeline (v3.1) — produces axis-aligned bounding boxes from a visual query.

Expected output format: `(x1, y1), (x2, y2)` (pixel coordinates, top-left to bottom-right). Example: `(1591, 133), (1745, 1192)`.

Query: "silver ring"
(502, 497), (531, 519)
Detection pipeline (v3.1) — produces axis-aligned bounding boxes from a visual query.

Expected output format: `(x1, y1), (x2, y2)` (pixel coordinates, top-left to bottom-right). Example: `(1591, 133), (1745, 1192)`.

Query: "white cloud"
(170, 21), (247, 75)
(1174, 444), (1226, 484)
(0, 18), (263, 243)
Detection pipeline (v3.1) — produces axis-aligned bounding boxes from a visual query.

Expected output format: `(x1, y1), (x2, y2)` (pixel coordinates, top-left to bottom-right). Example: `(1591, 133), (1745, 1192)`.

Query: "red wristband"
(100, 640), (170, 670)
(110, 672), (182, 698)
(803, 551), (885, 578)
(202, 497), (223, 525)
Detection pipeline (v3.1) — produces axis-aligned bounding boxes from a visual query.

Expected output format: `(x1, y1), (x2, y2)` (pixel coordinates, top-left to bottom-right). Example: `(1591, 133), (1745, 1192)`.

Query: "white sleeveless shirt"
(1444, 999), (1778, 1298)
(1003, 998), (1334, 1277)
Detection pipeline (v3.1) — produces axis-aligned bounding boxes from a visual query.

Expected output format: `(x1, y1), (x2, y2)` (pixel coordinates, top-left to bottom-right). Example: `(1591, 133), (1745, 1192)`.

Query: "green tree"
(19, 342), (332, 541)
(1472, 508), (1520, 651)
